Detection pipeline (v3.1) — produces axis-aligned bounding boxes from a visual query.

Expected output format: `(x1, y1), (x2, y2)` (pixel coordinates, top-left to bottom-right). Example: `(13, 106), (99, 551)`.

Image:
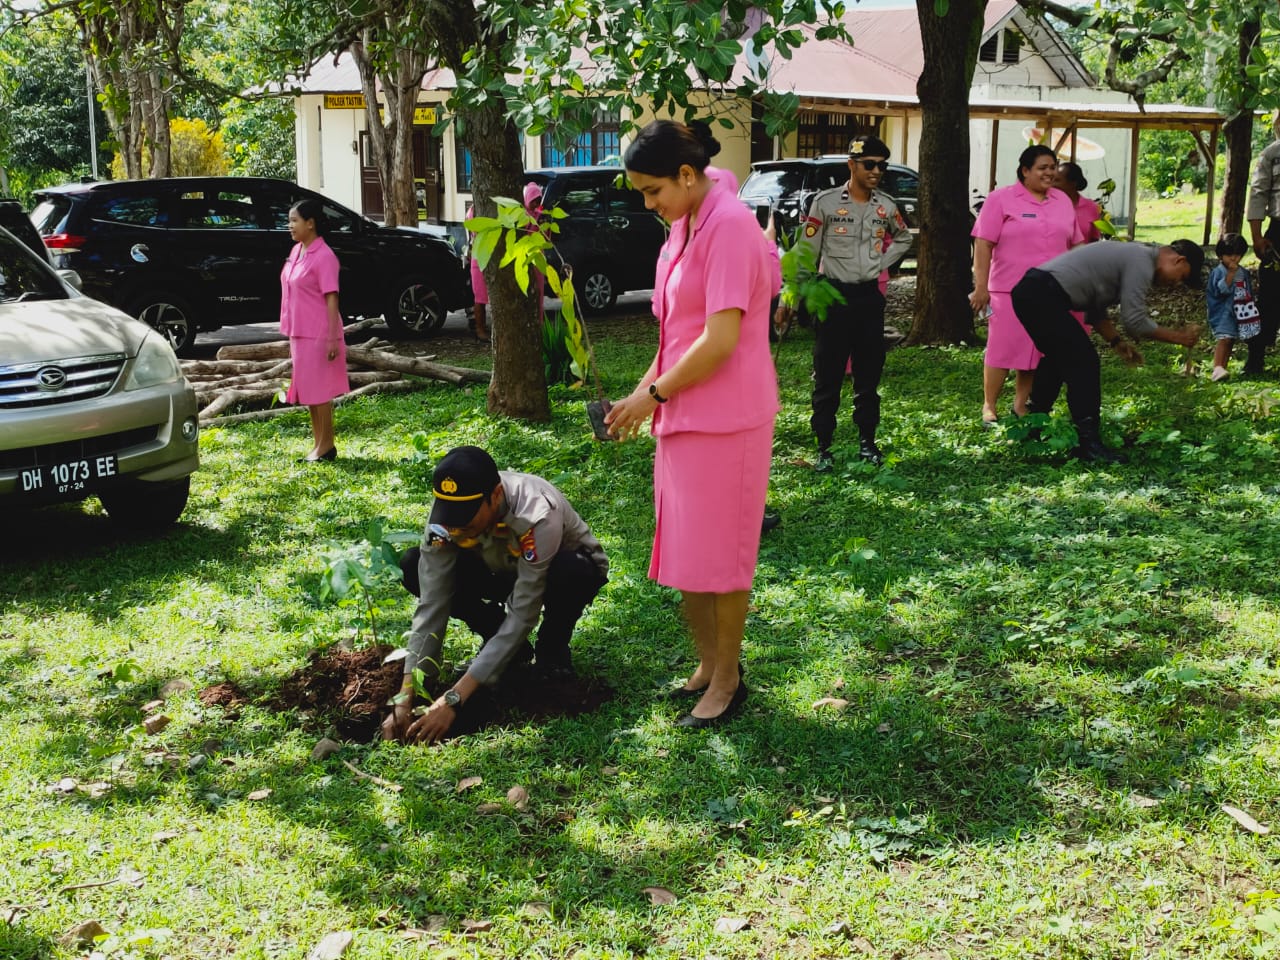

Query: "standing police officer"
(381, 446), (608, 744)
(1246, 112), (1280, 377)
(796, 134), (912, 470)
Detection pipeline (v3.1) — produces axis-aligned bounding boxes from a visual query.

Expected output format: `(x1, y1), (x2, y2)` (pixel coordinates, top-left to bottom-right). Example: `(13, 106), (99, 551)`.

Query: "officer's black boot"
(1073, 416), (1126, 464)
(858, 431), (883, 466)
(815, 440), (834, 473)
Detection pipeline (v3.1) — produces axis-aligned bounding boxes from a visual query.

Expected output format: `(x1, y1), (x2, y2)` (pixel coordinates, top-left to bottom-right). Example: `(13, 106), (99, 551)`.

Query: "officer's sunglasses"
(854, 159), (889, 172)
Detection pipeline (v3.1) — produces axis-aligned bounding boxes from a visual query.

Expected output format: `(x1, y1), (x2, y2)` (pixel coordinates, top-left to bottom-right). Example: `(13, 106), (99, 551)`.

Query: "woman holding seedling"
(605, 119), (778, 729)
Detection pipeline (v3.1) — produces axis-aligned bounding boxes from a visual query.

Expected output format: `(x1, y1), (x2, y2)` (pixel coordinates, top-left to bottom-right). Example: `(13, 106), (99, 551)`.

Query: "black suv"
(738, 156), (920, 258)
(525, 166), (667, 313)
(31, 177), (472, 355)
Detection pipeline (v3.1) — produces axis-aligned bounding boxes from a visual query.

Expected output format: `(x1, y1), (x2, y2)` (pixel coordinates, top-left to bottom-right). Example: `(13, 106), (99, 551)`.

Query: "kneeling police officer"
(381, 445), (608, 744)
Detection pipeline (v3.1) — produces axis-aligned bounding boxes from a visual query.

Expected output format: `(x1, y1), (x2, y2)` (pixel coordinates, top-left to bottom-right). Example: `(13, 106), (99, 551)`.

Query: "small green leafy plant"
(315, 518), (420, 648)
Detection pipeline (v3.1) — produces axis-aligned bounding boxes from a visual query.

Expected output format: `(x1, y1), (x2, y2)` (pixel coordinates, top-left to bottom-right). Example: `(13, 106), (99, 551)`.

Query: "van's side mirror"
(58, 269), (83, 291)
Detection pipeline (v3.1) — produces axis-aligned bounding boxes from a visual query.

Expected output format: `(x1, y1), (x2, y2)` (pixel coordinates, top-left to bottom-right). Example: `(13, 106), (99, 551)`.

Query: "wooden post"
(1127, 124), (1140, 241)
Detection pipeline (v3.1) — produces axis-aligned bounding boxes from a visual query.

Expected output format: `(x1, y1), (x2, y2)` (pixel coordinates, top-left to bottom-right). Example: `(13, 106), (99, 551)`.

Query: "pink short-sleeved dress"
(280, 236), (349, 405)
(1071, 195), (1103, 244)
(647, 182), (780, 594)
(972, 183), (1083, 370)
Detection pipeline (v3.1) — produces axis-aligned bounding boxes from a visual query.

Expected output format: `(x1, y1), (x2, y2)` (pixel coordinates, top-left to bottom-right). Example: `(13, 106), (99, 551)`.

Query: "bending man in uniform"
(1011, 240), (1203, 463)
(381, 446), (608, 744)
(784, 134), (912, 470)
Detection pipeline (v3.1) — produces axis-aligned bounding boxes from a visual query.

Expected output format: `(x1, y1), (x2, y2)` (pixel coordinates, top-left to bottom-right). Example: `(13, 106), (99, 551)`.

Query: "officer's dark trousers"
(1246, 219), (1280, 374)
(399, 547), (606, 666)
(811, 279), (885, 450)
(1013, 269), (1101, 423)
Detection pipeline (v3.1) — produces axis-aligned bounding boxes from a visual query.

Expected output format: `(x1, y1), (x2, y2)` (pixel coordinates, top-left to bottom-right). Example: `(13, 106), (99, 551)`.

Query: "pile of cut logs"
(182, 319), (490, 426)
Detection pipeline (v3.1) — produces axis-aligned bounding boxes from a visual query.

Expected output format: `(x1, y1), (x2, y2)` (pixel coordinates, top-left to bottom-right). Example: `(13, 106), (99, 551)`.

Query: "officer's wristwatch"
(443, 689), (462, 708)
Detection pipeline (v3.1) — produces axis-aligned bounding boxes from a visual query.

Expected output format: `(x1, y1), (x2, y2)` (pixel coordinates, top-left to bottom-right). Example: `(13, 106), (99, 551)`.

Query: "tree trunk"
(350, 36), (427, 228)
(908, 0), (987, 346)
(1217, 15), (1261, 241)
(462, 102), (550, 420)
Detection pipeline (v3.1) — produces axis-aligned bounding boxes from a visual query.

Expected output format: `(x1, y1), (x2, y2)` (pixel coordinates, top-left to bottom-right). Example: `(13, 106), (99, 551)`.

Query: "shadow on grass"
(0, 924), (54, 960)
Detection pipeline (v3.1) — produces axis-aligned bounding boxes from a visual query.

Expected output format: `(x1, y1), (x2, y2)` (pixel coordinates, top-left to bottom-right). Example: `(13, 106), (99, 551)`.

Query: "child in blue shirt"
(1205, 234), (1258, 381)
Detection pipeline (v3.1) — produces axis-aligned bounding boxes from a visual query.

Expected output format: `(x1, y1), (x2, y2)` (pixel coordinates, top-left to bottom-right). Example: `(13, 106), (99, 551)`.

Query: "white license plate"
(21, 455), (118, 496)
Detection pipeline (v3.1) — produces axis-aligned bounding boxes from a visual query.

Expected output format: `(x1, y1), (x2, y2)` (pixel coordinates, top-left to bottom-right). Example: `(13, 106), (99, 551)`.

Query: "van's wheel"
(386, 276), (447, 336)
(577, 267), (617, 315)
(130, 293), (197, 356)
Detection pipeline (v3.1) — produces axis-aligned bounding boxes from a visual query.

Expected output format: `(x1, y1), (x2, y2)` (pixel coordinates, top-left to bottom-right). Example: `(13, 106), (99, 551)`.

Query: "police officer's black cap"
(848, 135), (891, 160)
(429, 445), (500, 528)
(1169, 238), (1204, 290)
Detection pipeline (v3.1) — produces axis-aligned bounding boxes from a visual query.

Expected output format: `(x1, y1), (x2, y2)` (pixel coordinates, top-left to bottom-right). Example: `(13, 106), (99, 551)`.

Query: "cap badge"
(441, 478), (458, 494)
(850, 141), (864, 156)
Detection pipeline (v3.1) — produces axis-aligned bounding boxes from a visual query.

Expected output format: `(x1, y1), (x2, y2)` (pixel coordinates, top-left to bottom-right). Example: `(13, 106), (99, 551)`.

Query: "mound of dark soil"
(270, 645), (405, 741)
(199, 646), (614, 743)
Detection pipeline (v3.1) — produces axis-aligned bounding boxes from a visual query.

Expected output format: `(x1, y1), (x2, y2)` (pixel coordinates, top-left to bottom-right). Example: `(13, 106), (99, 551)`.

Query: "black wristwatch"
(443, 689), (462, 708)
(648, 382), (669, 403)
(1108, 335), (1122, 347)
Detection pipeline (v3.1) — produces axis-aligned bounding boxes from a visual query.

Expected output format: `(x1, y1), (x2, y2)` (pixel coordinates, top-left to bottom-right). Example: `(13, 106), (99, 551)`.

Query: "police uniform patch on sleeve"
(805, 224), (818, 238)
(519, 528), (538, 562)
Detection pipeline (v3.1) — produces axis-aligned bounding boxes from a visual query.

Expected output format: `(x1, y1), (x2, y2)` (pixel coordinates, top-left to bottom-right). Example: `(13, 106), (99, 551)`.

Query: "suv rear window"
(31, 196), (72, 234)
(741, 168), (807, 200)
(97, 195), (166, 227)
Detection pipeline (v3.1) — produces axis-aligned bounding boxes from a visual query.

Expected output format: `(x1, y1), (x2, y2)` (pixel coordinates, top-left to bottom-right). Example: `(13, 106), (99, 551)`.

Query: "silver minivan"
(0, 225), (198, 529)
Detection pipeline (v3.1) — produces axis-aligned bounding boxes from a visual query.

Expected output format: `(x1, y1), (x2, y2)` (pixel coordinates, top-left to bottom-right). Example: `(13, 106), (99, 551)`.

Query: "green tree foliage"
(0, 17), (110, 198)
(222, 99), (296, 179)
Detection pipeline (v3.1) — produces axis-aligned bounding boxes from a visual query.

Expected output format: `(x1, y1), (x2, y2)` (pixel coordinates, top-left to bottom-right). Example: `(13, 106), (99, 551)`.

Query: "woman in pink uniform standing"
(1054, 161), (1103, 244)
(605, 120), (778, 729)
(280, 198), (347, 461)
(970, 145), (1083, 424)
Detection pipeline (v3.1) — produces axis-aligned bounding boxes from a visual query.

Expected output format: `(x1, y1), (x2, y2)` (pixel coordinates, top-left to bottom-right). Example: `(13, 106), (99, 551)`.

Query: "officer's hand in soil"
(380, 698), (414, 742)
(405, 698), (456, 744)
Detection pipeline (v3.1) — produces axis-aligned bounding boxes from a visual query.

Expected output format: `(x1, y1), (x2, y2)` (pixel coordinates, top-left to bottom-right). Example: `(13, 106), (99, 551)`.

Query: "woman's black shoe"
(676, 681), (748, 729)
(667, 662), (742, 700)
(300, 446), (338, 463)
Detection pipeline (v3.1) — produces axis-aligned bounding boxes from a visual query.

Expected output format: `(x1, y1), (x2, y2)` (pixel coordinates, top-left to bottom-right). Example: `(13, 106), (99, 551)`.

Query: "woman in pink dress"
(465, 204), (490, 342)
(280, 198), (348, 461)
(1054, 161), (1103, 244)
(606, 120), (779, 728)
(970, 145), (1083, 424)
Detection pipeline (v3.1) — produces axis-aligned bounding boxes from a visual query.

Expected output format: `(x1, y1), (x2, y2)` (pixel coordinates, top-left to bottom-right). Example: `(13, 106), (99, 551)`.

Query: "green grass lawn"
(4, 311), (1280, 959)
(1132, 194), (1220, 248)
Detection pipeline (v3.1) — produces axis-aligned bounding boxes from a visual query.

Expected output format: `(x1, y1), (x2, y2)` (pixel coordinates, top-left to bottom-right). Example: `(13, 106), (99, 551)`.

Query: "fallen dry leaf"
(507, 786), (530, 811)
(642, 886), (677, 905)
(654, 748), (669, 758)
(1130, 794), (1160, 809)
(4, 905), (30, 925)
(118, 867), (145, 888)
(311, 738), (342, 761)
(79, 782), (112, 799)
(812, 698), (849, 711)
(833, 678), (846, 691)
(306, 930), (353, 960)
(158, 678), (192, 699)
(51, 777), (78, 794)
(456, 776), (483, 793)
(460, 918), (492, 933)
(142, 715), (171, 735)
(141, 699), (164, 714)
(1222, 803), (1271, 835)
(714, 916), (750, 934)
(246, 789), (272, 802)
(150, 831), (183, 845)
(60, 920), (107, 947)
(601, 766), (620, 776)
(475, 802), (504, 816)
(875, 722), (892, 734)
(521, 901), (552, 918)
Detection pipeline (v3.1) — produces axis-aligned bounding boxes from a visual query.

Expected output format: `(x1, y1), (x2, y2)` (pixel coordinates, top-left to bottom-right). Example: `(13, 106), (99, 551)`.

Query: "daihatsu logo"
(36, 366), (67, 390)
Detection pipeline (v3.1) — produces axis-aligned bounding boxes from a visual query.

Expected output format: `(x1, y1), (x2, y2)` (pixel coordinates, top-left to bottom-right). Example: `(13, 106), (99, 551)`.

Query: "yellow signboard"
(324, 94), (365, 109)
(323, 95), (438, 125)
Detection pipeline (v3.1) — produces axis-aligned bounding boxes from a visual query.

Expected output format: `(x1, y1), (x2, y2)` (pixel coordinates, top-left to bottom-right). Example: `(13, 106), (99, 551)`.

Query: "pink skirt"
(287, 336), (349, 405)
(470, 258), (489, 305)
(984, 291), (1041, 371)
(649, 422), (773, 593)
